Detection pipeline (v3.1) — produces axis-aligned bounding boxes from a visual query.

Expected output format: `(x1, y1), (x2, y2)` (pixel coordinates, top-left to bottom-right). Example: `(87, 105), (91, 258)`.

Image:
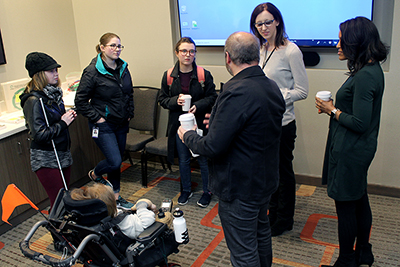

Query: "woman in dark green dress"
(316, 17), (388, 267)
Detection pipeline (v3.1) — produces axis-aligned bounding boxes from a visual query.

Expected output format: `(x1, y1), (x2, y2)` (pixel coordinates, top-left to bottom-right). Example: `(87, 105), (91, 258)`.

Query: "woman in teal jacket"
(316, 17), (388, 267)
(75, 32), (134, 210)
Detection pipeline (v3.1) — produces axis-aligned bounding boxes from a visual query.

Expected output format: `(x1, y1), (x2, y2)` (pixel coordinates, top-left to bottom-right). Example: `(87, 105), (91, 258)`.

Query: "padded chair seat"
(141, 137), (170, 186)
(145, 137), (168, 156)
(125, 132), (155, 151)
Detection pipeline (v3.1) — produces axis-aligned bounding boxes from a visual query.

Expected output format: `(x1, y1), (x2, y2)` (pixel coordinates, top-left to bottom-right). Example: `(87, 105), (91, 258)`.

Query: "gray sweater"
(260, 41), (309, 126)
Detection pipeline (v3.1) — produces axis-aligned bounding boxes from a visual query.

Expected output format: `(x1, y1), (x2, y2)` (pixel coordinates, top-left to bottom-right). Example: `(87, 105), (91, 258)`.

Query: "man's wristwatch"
(330, 108), (339, 118)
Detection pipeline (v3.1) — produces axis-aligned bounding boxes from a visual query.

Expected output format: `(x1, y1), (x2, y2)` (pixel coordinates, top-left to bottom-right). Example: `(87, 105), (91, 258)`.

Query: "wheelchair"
(19, 189), (187, 267)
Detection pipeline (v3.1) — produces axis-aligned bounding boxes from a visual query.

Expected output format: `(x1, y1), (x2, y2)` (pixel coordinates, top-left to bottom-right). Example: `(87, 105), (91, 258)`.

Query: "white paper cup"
(316, 91), (332, 101)
(181, 95), (192, 111)
(179, 113), (196, 130)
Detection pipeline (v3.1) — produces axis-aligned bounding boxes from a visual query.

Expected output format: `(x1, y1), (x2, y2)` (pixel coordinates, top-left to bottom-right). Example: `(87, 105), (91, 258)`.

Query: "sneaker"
(178, 191), (193, 205)
(116, 195), (134, 210)
(88, 170), (113, 188)
(197, 192), (212, 208)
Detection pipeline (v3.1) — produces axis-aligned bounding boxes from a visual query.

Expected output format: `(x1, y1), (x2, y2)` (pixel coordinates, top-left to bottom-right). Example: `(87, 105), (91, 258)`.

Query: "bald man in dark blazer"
(178, 32), (285, 267)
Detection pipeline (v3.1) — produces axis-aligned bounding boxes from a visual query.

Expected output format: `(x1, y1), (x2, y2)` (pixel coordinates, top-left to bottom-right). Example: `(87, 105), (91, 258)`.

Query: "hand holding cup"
(179, 94), (192, 111)
(316, 91), (331, 114)
(179, 113), (196, 130)
(315, 91), (334, 115)
(316, 91), (332, 101)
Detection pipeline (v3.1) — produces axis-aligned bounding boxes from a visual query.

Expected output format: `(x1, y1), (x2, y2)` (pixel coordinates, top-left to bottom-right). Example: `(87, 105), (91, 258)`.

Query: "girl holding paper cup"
(159, 37), (217, 208)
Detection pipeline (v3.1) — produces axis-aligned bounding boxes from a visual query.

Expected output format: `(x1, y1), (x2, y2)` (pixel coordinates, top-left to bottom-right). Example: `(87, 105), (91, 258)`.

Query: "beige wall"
(70, 0), (175, 87)
(0, 0), (399, 189)
(0, 0), (80, 85)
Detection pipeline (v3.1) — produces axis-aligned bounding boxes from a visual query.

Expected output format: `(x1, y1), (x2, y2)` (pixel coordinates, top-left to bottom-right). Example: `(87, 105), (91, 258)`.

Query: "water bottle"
(173, 208), (187, 243)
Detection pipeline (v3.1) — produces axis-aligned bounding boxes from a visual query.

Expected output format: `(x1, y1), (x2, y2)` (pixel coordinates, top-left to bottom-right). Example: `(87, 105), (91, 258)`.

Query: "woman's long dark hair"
(340, 16), (388, 75)
(250, 2), (287, 48)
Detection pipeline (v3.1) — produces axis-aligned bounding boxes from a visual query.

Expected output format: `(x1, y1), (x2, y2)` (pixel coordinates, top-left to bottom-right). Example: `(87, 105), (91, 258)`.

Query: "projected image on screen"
(177, 0), (373, 47)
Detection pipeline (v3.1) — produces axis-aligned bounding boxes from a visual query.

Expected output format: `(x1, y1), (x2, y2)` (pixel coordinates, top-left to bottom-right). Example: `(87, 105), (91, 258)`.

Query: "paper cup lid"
(179, 113), (195, 121)
(316, 91), (331, 95)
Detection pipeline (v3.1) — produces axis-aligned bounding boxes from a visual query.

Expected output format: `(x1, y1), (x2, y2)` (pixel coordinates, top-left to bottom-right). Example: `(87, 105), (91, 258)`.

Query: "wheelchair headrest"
(63, 192), (109, 226)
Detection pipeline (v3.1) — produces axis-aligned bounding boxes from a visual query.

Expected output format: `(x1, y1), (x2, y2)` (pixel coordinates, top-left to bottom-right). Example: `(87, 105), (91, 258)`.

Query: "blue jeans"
(175, 134), (209, 193)
(219, 196), (272, 267)
(89, 120), (129, 193)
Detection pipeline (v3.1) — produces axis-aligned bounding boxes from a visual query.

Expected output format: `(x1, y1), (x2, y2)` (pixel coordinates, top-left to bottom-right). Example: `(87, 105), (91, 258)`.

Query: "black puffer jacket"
(20, 91), (70, 151)
(74, 54), (134, 124)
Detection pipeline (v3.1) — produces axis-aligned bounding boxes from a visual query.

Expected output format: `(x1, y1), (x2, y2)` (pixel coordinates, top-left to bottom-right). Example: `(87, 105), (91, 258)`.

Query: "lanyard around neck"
(261, 47), (276, 70)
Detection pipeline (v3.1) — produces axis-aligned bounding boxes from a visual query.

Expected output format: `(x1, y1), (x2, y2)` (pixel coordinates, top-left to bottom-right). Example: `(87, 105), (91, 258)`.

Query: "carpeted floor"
(1, 160), (399, 266)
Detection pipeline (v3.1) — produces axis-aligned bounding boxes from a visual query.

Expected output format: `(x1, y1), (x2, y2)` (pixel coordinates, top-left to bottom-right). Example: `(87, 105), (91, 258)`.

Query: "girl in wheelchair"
(70, 183), (158, 239)
(21, 183), (181, 267)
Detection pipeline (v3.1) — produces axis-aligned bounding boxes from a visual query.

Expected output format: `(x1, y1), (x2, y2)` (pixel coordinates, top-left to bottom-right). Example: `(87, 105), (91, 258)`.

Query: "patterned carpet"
(0, 160), (399, 266)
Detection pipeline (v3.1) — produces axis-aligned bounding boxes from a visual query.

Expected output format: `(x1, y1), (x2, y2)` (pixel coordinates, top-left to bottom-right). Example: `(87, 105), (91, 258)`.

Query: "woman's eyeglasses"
(179, 49), (197, 56)
(254, 19), (275, 28)
(105, 44), (124, 50)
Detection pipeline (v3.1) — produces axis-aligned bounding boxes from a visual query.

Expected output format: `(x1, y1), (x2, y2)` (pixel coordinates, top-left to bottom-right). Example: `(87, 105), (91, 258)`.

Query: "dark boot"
(355, 243), (374, 267)
(271, 222), (293, 236)
(320, 251), (358, 267)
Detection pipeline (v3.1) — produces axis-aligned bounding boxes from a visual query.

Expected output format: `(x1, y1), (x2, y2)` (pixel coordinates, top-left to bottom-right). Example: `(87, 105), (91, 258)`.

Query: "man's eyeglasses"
(106, 44), (124, 50)
(179, 49), (196, 56)
(254, 19), (275, 28)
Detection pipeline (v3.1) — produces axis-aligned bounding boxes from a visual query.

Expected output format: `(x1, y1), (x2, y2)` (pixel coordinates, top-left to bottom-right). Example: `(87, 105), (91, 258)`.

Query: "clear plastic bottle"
(173, 208), (187, 243)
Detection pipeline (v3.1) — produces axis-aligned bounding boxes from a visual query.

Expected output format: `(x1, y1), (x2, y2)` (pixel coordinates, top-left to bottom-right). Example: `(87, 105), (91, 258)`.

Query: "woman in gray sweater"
(250, 2), (309, 237)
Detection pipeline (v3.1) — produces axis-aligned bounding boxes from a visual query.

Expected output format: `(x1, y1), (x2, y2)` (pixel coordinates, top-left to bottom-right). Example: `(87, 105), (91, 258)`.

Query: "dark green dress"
(322, 62), (385, 201)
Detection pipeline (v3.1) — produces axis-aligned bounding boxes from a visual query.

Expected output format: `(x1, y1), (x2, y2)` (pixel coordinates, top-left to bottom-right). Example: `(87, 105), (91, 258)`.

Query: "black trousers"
(268, 120), (297, 228)
(335, 193), (372, 254)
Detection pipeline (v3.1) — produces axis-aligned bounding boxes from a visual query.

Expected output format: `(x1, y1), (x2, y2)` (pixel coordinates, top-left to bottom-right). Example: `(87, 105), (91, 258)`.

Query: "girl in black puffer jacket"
(74, 33), (134, 210)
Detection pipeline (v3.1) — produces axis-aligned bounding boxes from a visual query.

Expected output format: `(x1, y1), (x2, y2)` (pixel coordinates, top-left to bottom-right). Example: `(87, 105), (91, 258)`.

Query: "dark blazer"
(159, 61), (217, 164)
(183, 66), (285, 201)
(75, 54), (134, 125)
(322, 62), (385, 201)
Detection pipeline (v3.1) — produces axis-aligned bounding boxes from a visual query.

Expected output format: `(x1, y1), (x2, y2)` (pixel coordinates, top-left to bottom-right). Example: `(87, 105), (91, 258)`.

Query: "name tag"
(92, 126), (99, 138)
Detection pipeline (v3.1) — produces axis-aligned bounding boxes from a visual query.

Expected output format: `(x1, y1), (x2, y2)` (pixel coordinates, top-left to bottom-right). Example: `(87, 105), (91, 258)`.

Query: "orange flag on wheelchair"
(1, 184), (39, 225)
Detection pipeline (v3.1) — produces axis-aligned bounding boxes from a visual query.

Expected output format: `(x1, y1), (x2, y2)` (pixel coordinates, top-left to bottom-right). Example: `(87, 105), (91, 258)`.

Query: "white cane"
(39, 98), (68, 190)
